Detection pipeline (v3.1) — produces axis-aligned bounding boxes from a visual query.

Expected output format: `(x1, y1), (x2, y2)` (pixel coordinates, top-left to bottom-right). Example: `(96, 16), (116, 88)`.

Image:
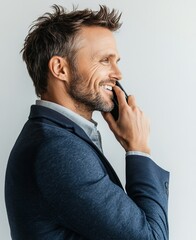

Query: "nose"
(109, 63), (122, 81)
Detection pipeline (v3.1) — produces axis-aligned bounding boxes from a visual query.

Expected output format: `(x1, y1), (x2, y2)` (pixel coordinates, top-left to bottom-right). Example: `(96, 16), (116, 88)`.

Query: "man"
(5, 5), (169, 240)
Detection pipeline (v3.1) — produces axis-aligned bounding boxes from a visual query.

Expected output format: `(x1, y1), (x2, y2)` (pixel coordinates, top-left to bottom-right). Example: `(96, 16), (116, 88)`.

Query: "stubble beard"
(68, 68), (114, 113)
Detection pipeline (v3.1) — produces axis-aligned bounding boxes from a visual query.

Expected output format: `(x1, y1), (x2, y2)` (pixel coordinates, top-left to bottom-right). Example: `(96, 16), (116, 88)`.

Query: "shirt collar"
(35, 100), (102, 151)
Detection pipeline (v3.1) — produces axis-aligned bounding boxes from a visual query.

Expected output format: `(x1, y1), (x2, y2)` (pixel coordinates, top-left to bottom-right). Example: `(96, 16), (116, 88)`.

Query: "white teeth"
(102, 85), (112, 91)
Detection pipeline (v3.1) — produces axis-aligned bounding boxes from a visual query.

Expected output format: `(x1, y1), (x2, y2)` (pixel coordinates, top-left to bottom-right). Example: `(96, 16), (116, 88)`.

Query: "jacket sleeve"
(35, 131), (169, 240)
(126, 155), (169, 240)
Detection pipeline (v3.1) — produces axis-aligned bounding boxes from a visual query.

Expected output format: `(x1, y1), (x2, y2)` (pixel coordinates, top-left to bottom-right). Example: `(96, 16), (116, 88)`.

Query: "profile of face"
(67, 26), (122, 113)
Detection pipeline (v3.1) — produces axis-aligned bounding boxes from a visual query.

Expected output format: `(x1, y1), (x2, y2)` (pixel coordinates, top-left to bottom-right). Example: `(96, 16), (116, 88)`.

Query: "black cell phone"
(110, 82), (129, 120)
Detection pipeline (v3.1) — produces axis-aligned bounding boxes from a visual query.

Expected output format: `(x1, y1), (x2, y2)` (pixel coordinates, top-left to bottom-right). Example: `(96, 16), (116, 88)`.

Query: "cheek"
(83, 65), (108, 90)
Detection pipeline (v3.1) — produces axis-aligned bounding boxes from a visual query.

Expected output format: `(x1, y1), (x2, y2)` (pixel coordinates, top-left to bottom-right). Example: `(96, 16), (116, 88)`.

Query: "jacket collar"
(29, 105), (88, 139)
(29, 105), (123, 189)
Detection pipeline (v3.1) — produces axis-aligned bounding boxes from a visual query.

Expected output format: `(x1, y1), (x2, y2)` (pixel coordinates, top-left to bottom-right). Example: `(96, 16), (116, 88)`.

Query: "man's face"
(67, 26), (122, 113)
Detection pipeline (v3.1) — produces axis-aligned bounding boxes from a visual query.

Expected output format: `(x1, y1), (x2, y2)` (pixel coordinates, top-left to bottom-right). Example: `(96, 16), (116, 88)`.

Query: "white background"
(1, 1), (196, 239)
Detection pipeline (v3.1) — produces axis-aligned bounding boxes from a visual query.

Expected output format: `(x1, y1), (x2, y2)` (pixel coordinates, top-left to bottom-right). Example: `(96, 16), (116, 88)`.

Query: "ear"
(48, 56), (70, 82)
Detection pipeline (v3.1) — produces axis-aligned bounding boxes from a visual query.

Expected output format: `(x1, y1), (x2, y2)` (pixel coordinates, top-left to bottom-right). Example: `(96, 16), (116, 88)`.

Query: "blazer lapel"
(29, 105), (123, 189)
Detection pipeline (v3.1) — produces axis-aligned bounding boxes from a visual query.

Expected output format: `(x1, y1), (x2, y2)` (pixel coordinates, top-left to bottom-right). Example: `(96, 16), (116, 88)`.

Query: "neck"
(41, 92), (93, 121)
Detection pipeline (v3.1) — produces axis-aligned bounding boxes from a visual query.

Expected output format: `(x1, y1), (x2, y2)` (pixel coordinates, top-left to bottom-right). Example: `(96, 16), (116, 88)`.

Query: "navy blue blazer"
(5, 105), (169, 240)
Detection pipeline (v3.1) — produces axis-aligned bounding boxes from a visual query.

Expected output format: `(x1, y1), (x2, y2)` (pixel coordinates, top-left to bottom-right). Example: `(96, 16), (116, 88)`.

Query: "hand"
(102, 86), (151, 154)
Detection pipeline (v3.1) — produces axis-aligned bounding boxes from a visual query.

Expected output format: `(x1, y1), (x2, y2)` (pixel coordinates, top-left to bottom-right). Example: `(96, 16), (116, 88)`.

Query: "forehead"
(77, 26), (120, 58)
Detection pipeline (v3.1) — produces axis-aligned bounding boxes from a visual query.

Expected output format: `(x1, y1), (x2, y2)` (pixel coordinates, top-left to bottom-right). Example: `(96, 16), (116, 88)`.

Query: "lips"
(100, 80), (116, 92)
(102, 85), (113, 91)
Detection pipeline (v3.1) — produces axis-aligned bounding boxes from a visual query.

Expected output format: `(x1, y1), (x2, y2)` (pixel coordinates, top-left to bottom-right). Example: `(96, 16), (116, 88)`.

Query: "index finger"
(113, 85), (128, 108)
(127, 95), (137, 108)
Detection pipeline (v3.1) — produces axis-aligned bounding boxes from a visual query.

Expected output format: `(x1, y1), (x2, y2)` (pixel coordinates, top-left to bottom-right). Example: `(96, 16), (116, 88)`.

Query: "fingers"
(113, 86), (127, 108)
(113, 85), (137, 110)
(127, 95), (137, 108)
(102, 90), (151, 153)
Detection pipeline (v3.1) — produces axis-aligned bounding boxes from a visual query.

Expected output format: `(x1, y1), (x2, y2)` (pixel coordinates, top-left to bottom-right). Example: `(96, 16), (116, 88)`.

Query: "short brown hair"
(21, 5), (122, 96)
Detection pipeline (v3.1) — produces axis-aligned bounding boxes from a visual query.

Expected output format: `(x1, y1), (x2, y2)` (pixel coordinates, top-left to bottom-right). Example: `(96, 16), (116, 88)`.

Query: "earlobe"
(48, 56), (69, 81)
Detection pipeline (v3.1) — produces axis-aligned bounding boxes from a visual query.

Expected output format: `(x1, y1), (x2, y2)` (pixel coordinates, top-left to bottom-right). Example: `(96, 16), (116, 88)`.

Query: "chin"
(100, 101), (114, 112)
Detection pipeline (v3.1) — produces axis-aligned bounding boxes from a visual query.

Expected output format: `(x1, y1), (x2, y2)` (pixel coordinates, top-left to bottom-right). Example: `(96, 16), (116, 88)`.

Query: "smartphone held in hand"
(110, 82), (129, 120)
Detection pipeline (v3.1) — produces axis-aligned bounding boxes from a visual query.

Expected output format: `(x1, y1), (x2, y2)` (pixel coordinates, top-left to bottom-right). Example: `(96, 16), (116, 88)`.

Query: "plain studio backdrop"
(0, 0), (195, 239)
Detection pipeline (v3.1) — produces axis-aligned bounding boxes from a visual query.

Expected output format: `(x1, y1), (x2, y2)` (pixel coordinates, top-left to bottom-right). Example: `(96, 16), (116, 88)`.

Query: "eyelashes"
(100, 58), (110, 64)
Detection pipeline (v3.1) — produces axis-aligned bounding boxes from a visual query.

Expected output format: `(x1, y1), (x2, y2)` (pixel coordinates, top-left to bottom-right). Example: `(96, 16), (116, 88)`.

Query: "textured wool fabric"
(5, 105), (169, 240)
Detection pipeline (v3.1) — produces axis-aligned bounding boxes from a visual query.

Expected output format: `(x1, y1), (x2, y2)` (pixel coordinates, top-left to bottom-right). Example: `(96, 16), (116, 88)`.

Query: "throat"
(72, 101), (93, 120)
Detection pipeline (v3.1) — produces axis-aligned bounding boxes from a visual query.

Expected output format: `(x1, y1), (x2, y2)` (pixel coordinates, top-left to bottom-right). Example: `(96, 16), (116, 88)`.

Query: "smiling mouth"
(101, 85), (113, 91)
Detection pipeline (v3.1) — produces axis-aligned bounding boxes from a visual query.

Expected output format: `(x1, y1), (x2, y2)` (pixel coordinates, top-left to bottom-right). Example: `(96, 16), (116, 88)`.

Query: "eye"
(100, 57), (110, 64)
